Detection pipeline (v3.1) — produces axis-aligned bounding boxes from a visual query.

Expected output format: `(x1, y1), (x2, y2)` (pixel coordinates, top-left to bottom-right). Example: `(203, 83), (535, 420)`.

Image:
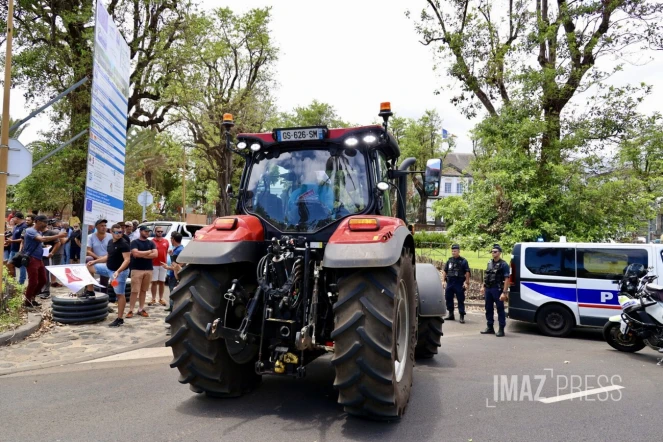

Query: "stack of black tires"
(51, 293), (110, 324)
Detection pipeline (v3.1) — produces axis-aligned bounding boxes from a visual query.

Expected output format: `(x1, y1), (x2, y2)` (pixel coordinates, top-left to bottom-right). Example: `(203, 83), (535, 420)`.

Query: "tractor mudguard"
(416, 263), (447, 317)
(177, 215), (264, 265)
(322, 218), (410, 268)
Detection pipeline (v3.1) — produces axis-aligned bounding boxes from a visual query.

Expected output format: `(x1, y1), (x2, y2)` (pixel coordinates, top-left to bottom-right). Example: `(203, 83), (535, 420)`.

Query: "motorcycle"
(603, 263), (663, 354)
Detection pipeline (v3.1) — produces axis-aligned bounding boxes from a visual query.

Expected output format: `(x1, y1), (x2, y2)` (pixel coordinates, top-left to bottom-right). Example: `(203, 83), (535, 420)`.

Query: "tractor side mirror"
(226, 184), (235, 198)
(424, 158), (442, 197)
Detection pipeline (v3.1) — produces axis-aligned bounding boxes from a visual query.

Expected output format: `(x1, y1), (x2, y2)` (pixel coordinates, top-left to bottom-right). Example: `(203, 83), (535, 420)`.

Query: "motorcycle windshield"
(244, 148), (370, 232)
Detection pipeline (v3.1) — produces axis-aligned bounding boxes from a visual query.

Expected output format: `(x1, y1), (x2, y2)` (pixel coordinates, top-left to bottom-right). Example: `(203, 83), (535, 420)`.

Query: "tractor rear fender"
(416, 263), (447, 317)
(177, 215), (264, 265)
(322, 217), (412, 268)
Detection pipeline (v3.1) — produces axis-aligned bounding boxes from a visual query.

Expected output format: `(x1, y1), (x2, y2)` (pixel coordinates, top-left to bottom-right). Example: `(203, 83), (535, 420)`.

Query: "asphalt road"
(1, 314), (662, 442)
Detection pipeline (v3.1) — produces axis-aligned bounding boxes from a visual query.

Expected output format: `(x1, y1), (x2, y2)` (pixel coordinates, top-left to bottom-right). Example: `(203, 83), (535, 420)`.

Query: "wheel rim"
(610, 325), (639, 347)
(394, 279), (409, 383)
(545, 312), (564, 330)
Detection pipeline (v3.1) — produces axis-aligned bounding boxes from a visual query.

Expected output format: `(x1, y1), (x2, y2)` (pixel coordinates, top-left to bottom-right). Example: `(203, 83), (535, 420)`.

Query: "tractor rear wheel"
(165, 264), (261, 397)
(332, 248), (417, 420)
(415, 317), (443, 359)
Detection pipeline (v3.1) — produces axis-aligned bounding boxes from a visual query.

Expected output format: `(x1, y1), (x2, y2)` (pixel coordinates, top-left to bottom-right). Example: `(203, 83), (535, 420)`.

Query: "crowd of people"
(3, 211), (185, 328)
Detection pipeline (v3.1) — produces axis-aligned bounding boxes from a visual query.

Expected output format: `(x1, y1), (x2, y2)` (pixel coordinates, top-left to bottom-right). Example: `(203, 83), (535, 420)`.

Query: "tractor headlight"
(363, 134), (377, 144)
(237, 142), (247, 150)
(344, 137), (358, 147)
(250, 143), (261, 152)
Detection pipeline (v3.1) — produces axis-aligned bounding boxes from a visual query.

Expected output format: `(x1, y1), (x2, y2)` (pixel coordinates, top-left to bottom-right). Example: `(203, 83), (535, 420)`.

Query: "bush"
(1, 268), (27, 333)
(413, 232), (449, 248)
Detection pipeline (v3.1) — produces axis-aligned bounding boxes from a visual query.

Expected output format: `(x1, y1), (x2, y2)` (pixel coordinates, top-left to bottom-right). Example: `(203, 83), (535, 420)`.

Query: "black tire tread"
(51, 305), (109, 318)
(332, 249), (416, 420)
(52, 311), (109, 324)
(415, 317), (443, 359)
(165, 265), (261, 398)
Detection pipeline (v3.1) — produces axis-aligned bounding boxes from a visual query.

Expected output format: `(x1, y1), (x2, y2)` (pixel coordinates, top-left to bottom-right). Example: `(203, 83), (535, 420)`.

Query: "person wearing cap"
(480, 244), (510, 337)
(127, 224), (157, 318)
(442, 244), (471, 323)
(124, 221), (134, 240)
(87, 219), (110, 262)
(22, 215), (67, 308)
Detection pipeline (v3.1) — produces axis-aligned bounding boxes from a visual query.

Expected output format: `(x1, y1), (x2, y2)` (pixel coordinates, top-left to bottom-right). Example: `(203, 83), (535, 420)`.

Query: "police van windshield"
(244, 148), (370, 232)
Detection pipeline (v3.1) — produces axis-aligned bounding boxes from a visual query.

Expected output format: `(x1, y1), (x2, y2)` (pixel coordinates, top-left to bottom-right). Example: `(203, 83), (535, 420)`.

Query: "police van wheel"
(332, 248), (417, 421)
(536, 304), (574, 337)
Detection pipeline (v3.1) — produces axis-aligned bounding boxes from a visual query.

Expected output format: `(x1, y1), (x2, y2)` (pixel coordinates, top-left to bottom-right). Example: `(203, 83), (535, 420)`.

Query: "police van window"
(577, 248), (648, 280)
(524, 247), (575, 277)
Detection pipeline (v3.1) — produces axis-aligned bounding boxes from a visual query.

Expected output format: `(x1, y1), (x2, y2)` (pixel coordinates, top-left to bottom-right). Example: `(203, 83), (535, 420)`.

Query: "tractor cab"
(233, 119), (400, 239)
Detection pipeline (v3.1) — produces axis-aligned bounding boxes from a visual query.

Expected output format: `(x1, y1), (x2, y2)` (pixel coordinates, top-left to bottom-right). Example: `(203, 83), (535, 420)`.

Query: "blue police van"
(508, 242), (663, 337)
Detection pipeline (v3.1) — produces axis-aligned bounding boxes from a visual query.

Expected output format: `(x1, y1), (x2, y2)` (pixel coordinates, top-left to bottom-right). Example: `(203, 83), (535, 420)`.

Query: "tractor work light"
(214, 217), (237, 230)
(250, 143), (261, 152)
(363, 134), (377, 144)
(344, 137), (358, 147)
(348, 218), (380, 231)
(380, 102), (391, 112)
(223, 113), (234, 123)
(237, 141), (247, 150)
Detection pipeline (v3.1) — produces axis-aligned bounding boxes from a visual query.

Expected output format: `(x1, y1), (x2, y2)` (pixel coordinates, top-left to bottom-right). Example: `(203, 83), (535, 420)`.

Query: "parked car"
(137, 221), (205, 247)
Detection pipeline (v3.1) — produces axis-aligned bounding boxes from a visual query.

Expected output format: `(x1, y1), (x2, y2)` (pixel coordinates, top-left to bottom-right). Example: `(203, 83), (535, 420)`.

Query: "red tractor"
(166, 103), (446, 420)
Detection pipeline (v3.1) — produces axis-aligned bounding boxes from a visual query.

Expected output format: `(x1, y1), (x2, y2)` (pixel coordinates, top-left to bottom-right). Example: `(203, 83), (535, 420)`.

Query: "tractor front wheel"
(165, 264), (261, 397)
(332, 248), (417, 420)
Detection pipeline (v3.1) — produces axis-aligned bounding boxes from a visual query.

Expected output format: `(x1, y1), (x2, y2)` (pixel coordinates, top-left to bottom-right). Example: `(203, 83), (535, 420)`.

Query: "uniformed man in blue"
(480, 244), (510, 337)
(442, 244), (470, 323)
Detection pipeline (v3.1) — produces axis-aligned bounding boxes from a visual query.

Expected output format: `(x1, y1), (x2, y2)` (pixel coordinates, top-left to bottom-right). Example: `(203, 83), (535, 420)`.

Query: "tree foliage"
(413, 0), (663, 244)
(268, 100), (352, 128)
(176, 7), (277, 216)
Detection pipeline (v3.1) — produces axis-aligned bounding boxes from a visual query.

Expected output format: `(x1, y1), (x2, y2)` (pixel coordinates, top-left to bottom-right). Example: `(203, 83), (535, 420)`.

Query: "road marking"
(538, 385), (624, 404)
(80, 347), (171, 364)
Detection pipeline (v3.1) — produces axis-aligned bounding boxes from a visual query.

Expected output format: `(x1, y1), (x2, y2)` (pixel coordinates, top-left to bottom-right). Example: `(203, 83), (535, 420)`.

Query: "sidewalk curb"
(0, 312), (43, 348)
(0, 334), (168, 377)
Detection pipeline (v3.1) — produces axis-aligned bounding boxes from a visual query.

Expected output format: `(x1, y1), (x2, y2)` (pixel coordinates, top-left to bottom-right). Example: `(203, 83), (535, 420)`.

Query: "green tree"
(413, 0), (662, 242)
(268, 100), (352, 128)
(10, 0), (196, 214)
(176, 7), (278, 216)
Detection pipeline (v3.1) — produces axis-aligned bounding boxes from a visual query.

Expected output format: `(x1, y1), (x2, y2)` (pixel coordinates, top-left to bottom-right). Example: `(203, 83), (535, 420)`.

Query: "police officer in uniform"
(442, 244), (470, 323)
(480, 244), (510, 337)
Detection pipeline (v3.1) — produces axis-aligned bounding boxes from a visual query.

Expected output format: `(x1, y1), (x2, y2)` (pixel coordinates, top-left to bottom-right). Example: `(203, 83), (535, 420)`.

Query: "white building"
(426, 152), (474, 225)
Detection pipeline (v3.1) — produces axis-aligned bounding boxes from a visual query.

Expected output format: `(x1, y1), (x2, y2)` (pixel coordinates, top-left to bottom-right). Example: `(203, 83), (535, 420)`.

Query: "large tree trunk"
(214, 149), (233, 217)
(417, 195), (428, 224)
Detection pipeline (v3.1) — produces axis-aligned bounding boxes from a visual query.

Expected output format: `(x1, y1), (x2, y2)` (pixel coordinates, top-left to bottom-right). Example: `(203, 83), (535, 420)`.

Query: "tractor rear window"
(245, 148), (370, 232)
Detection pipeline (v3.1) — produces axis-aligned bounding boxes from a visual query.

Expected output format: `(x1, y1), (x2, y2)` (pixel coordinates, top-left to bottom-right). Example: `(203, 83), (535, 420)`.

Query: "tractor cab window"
(245, 149), (370, 232)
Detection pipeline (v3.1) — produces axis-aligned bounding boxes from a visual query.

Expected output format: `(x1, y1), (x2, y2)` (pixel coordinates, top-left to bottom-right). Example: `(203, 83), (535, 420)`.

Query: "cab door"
(576, 247), (649, 326)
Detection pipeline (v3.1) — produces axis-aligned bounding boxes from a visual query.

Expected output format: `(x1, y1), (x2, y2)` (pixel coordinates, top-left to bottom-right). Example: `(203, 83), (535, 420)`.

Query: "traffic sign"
(138, 190), (154, 206)
(7, 138), (32, 185)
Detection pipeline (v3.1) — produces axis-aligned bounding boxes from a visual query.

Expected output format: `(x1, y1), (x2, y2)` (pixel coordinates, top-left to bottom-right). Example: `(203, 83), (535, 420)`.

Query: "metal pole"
(9, 77), (89, 133)
(142, 203), (146, 223)
(181, 150), (186, 222)
(32, 129), (88, 168)
(0, 0), (15, 296)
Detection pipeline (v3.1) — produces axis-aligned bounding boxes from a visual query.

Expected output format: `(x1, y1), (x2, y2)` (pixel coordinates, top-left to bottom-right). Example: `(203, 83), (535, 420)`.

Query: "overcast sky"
(5, 0), (663, 154)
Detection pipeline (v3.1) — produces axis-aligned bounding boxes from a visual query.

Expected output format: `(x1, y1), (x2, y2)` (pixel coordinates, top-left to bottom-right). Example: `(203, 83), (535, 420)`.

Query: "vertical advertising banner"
(83, 1), (131, 226)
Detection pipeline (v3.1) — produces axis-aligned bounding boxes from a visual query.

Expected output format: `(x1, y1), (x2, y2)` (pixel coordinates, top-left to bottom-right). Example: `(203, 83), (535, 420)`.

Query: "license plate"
(276, 128), (325, 142)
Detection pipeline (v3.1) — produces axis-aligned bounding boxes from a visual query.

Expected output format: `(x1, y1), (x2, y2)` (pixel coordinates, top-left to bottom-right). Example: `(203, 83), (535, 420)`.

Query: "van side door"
(520, 245), (578, 321)
(576, 247), (649, 326)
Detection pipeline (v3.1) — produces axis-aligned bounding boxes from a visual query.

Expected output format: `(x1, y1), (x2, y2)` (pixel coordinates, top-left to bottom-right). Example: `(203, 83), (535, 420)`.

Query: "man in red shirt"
(149, 226), (170, 306)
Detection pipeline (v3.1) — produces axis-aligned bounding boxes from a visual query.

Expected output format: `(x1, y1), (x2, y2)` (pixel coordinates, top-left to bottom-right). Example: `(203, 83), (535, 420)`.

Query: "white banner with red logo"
(46, 264), (104, 293)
